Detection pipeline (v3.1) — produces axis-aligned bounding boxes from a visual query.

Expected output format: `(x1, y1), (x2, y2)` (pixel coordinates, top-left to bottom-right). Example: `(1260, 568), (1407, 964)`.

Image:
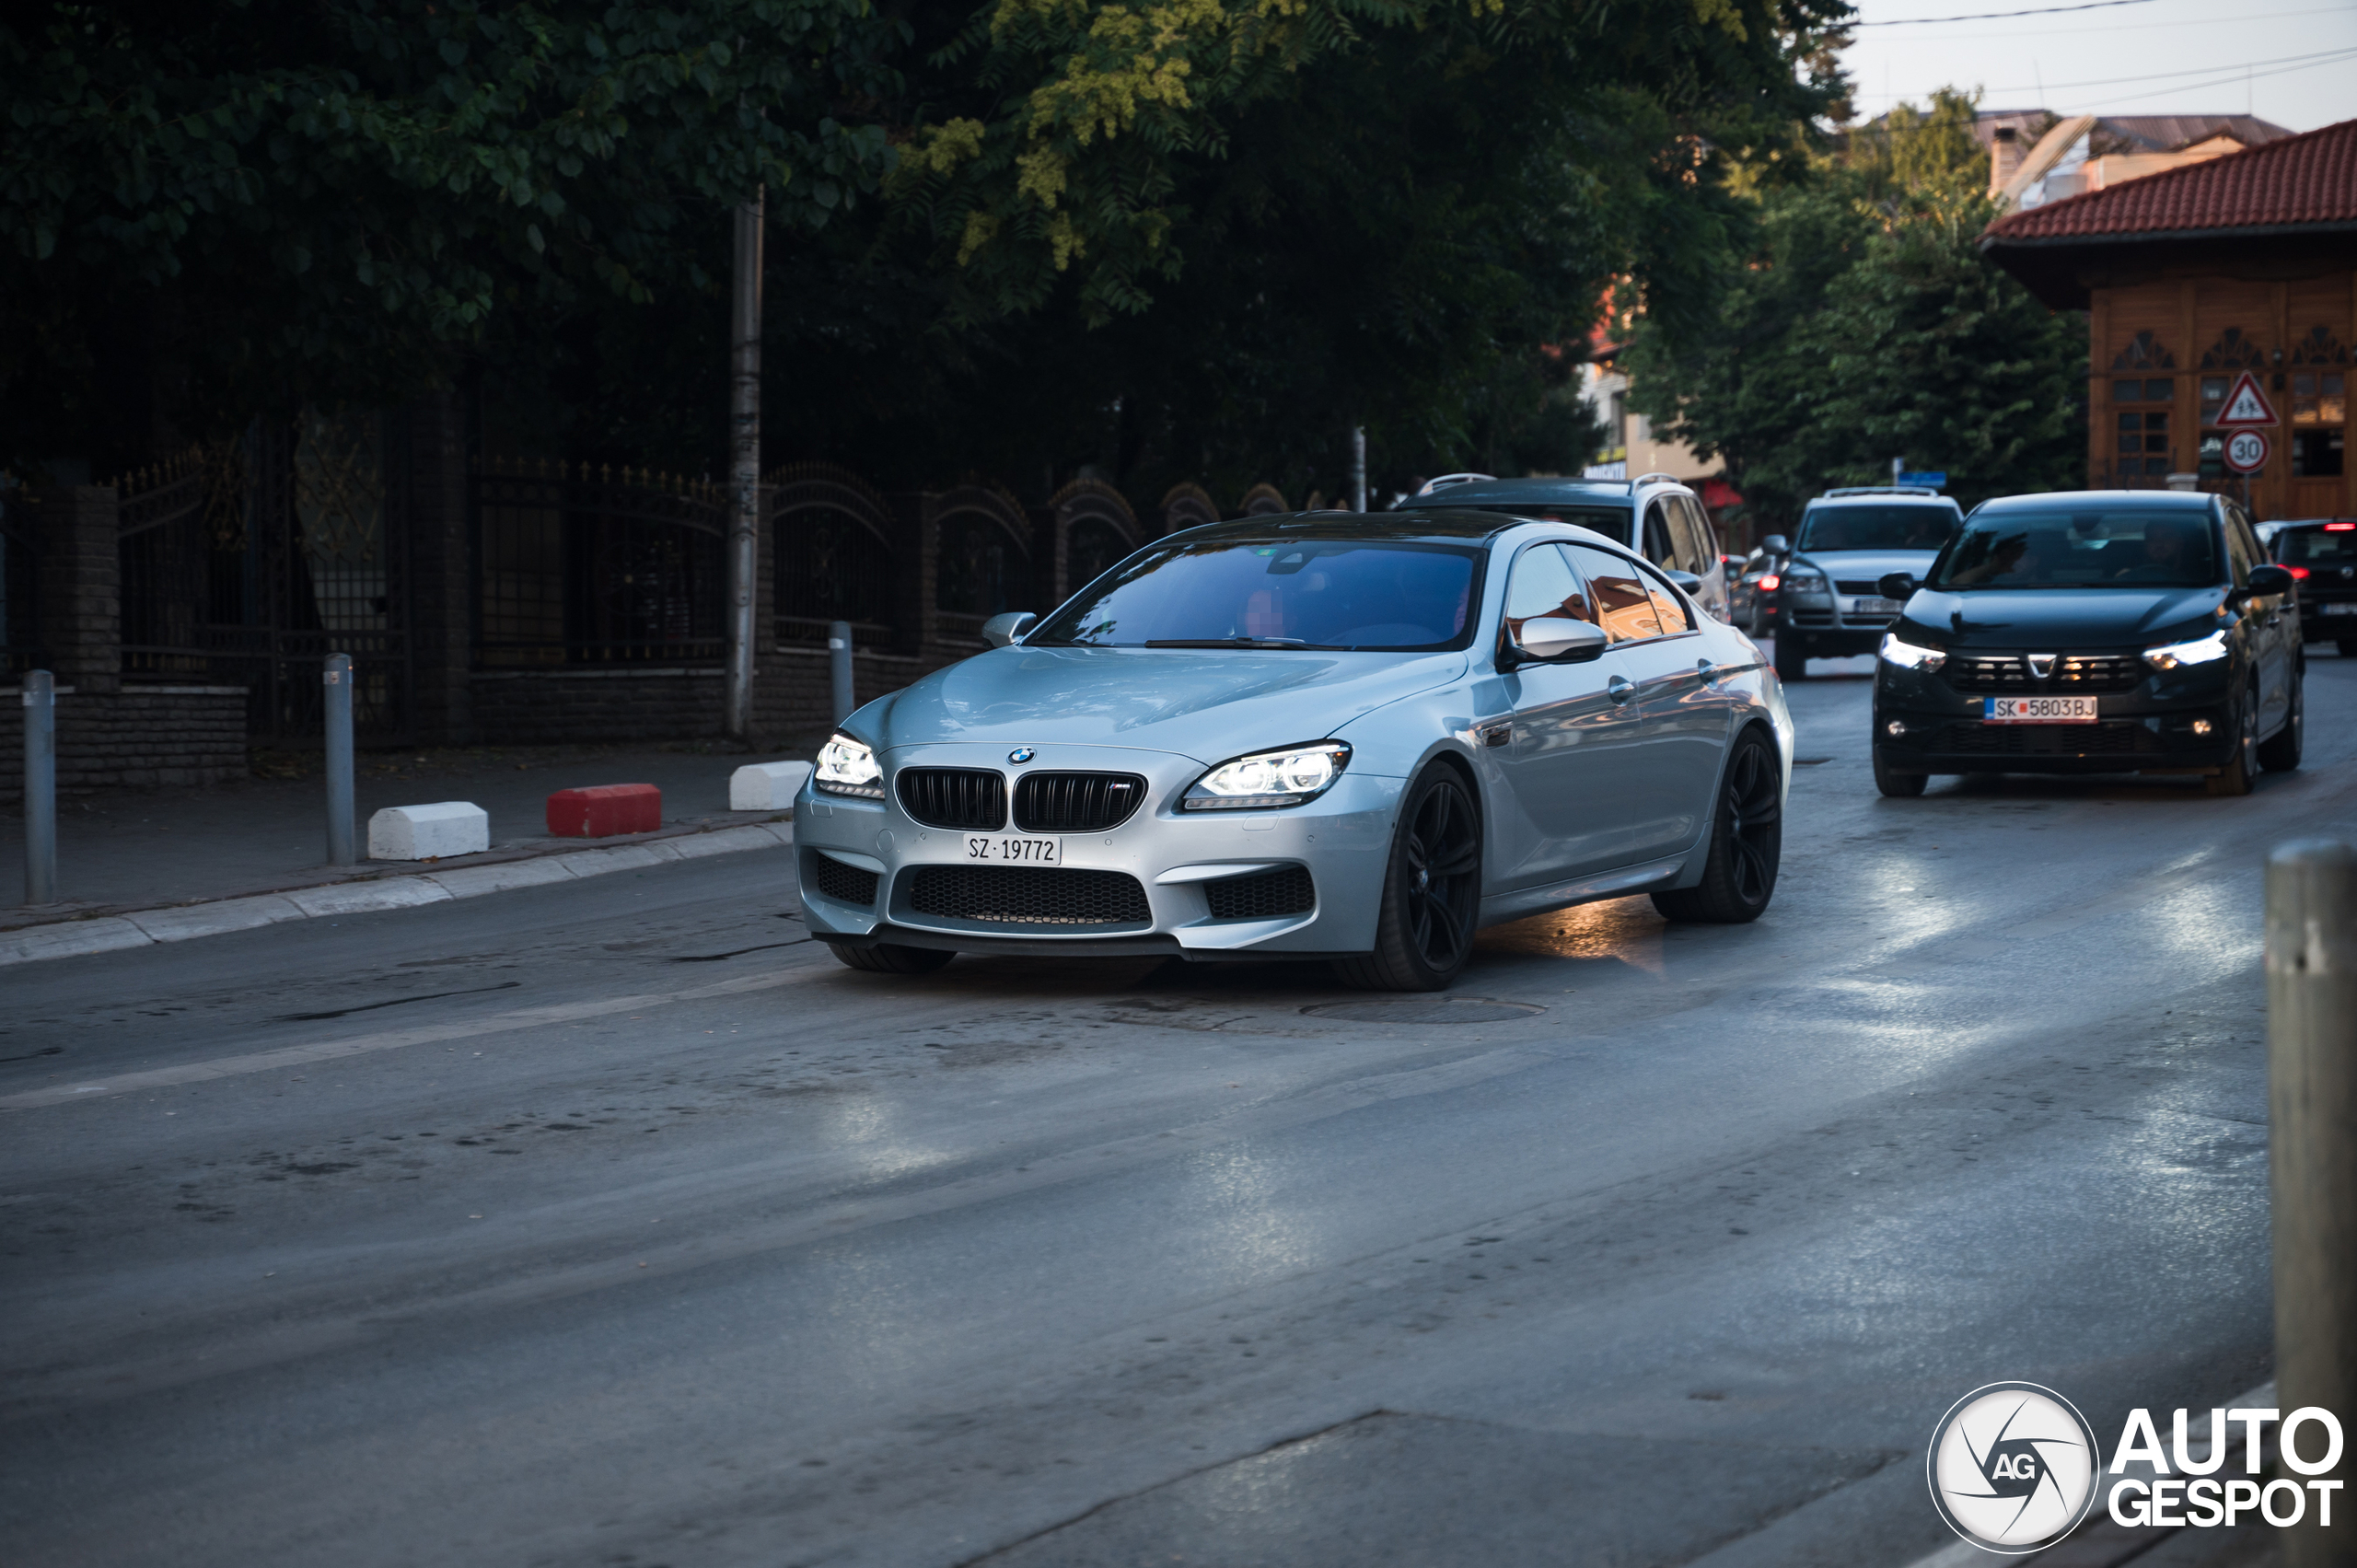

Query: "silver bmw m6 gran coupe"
(795, 508), (1793, 991)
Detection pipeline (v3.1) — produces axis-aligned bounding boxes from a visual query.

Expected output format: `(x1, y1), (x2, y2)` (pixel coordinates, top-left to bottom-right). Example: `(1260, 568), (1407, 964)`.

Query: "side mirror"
(2245, 563), (2294, 600)
(1506, 616), (1608, 667)
(981, 611), (1038, 648)
(1663, 570), (1704, 594)
(1877, 572), (1917, 599)
(1760, 534), (1790, 556)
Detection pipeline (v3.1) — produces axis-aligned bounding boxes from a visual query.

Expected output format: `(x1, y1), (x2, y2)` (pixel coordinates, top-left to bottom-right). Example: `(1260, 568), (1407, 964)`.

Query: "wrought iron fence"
(1, 482), (39, 677)
(113, 415), (413, 742)
(775, 503), (897, 645)
(474, 459), (728, 666)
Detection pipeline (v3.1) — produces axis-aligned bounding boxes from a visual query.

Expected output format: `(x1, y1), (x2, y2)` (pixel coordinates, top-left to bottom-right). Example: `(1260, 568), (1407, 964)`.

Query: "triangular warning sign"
(2214, 370), (2278, 428)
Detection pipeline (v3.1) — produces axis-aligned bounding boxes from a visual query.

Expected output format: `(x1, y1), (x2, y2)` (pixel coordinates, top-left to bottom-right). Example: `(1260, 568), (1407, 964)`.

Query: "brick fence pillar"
(402, 390), (473, 746)
(33, 485), (121, 695)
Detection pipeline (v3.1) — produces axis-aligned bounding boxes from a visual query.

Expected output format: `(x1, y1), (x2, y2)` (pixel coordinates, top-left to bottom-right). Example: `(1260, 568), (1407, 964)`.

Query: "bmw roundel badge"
(1008, 747), (1035, 764)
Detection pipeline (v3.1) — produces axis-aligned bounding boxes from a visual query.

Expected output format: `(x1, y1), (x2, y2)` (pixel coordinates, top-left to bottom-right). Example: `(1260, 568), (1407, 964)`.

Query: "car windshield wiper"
(1143, 636), (1343, 649)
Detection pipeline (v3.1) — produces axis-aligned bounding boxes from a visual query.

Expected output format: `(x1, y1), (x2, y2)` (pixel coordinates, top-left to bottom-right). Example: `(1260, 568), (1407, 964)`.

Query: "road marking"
(0, 962), (840, 1111)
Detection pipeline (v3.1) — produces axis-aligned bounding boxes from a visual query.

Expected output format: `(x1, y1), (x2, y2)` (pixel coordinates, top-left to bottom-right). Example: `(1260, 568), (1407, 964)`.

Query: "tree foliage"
(1622, 87), (2086, 529)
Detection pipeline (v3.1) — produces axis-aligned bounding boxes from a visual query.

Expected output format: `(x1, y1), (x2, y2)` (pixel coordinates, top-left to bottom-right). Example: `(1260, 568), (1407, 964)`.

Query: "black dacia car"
(1870, 491), (2301, 798)
(2271, 518), (2357, 655)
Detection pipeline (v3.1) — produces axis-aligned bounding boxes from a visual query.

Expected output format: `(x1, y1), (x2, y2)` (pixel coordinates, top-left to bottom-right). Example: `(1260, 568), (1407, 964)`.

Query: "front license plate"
(2324, 601), (2357, 616)
(1854, 597), (1904, 616)
(1985, 695), (2100, 724)
(966, 833), (1062, 865)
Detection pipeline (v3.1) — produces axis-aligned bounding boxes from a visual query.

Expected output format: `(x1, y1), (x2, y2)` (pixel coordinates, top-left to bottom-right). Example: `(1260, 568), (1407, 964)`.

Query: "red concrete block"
(546, 784), (661, 838)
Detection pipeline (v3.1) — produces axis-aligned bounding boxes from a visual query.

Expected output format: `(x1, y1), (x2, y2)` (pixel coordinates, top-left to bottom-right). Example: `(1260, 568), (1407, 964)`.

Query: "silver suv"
(1411, 472), (1732, 622)
(1768, 487), (1962, 680)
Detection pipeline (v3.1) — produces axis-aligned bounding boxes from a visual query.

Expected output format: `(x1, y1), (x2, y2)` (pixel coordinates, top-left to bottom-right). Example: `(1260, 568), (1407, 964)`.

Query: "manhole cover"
(1301, 996), (1546, 1025)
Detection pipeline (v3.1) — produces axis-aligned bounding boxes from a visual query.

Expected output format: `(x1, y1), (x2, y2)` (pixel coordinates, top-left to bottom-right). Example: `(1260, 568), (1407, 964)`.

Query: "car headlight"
(814, 731), (885, 797)
(1782, 567), (1829, 600)
(1182, 742), (1352, 810)
(2142, 631), (2231, 671)
(1879, 633), (1947, 672)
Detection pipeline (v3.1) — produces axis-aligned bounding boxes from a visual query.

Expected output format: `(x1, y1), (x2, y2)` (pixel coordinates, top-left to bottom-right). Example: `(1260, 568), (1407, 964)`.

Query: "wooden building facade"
(1983, 117), (2356, 521)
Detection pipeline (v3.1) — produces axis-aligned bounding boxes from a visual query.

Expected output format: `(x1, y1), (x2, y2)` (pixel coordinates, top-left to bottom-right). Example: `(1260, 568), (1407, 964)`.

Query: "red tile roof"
(1984, 117), (2357, 242)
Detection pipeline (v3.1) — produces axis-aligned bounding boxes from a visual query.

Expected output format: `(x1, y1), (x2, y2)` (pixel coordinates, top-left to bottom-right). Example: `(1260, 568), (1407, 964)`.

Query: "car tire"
(1772, 635), (1806, 683)
(2205, 685), (2259, 797)
(1873, 749), (1930, 797)
(2258, 669), (2304, 773)
(1332, 763), (1482, 993)
(830, 940), (957, 974)
(1652, 729), (1782, 923)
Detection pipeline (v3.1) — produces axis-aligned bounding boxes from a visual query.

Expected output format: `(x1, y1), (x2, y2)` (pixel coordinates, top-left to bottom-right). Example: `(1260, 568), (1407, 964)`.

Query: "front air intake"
(907, 865), (1152, 927)
(1013, 772), (1148, 833)
(896, 768), (1006, 830)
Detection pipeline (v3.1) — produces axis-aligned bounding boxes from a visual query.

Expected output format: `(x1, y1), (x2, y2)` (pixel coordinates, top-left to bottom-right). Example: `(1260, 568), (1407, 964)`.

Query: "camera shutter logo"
(1928, 1382), (2100, 1552)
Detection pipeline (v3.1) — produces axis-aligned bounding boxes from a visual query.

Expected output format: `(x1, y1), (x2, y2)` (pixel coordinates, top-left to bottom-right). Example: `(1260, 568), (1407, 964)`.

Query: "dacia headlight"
(1782, 566), (1830, 602)
(2142, 631), (2230, 671)
(1183, 742), (1352, 810)
(814, 731), (885, 797)
(1879, 633), (1947, 672)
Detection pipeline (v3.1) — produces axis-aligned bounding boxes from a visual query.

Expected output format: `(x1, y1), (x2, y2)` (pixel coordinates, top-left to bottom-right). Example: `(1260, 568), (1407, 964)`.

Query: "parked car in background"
(1872, 491), (2300, 798)
(2270, 518), (2357, 655)
(1729, 540), (1791, 638)
(1403, 474), (1732, 623)
(1773, 487), (1963, 681)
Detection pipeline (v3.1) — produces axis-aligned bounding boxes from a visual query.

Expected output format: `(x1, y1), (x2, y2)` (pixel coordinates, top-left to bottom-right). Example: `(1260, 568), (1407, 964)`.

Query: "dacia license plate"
(1985, 695), (2099, 724)
(966, 833), (1062, 865)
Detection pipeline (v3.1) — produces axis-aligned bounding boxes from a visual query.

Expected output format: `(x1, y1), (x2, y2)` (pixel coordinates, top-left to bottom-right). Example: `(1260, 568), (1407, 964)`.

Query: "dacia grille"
(1013, 772), (1147, 833)
(1948, 654), (2143, 693)
(907, 866), (1152, 927)
(896, 768), (1005, 830)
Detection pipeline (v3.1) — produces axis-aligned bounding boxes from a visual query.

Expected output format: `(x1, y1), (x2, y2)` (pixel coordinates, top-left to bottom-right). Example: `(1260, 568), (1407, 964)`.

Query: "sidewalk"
(0, 740), (810, 938)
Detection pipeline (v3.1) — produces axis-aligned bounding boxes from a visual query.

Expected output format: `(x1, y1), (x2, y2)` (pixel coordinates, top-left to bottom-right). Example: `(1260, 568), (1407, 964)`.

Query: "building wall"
(0, 685), (247, 806)
(2088, 268), (2355, 520)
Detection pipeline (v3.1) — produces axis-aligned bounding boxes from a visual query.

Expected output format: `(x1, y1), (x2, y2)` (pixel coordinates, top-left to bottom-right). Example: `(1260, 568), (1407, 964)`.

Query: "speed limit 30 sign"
(2223, 429), (2270, 473)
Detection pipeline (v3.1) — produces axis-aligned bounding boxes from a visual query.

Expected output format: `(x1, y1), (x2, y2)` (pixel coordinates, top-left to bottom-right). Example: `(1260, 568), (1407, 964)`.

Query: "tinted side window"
(1642, 502), (1678, 570)
(1566, 543), (1664, 642)
(1502, 543), (1595, 645)
(1634, 558), (1694, 633)
(1677, 496), (1719, 572)
(2222, 510), (2256, 587)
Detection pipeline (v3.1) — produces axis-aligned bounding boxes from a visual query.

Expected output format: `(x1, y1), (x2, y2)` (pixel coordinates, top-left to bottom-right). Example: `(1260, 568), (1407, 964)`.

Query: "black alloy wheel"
(2258, 667), (2304, 772)
(1654, 730), (1783, 923)
(2206, 683), (2259, 796)
(831, 940), (957, 974)
(1334, 765), (1483, 993)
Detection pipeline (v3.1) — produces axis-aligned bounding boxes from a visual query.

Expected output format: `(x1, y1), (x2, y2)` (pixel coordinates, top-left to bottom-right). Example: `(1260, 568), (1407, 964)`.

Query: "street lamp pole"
(726, 192), (764, 744)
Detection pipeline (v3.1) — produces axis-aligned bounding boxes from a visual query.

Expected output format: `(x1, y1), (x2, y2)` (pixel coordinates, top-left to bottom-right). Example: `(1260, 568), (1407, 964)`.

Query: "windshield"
(1795, 505), (1957, 552)
(1929, 508), (2221, 590)
(1028, 540), (1482, 650)
(2282, 527), (2357, 564)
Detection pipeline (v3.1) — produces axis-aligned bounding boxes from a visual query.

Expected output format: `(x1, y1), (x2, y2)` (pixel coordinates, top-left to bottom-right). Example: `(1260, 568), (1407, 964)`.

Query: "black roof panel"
(1167, 508), (1530, 545)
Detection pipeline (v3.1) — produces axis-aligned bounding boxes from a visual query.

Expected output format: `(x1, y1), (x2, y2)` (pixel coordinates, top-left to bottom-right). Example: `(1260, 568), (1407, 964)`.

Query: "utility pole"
(726, 192), (764, 744)
(1351, 426), (1367, 513)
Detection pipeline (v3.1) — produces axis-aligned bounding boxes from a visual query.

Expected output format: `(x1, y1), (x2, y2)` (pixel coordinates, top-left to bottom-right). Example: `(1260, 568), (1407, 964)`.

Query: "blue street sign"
(1898, 470), (1947, 487)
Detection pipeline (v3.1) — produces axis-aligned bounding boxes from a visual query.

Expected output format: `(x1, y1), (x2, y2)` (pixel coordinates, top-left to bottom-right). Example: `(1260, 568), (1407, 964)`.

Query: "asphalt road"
(6, 651), (2349, 1568)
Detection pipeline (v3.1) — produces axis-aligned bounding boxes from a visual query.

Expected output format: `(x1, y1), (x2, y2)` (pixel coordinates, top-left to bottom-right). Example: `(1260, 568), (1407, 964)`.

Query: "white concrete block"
(730, 761), (812, 811)
(367, 801), (490, 861)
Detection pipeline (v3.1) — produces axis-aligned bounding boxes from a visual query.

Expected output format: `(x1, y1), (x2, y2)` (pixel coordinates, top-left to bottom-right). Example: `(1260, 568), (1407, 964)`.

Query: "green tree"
(1623, 87), (2085, 530)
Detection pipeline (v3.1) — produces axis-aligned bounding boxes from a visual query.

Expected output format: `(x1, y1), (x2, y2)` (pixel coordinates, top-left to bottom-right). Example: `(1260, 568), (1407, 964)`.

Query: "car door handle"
(1608, 675), (1637, 705)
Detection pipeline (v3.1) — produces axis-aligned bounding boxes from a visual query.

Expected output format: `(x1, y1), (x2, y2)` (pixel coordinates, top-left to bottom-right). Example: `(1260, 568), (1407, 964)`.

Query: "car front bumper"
(793, 742), (1405, 958)
(1874, 656), (2240, 774)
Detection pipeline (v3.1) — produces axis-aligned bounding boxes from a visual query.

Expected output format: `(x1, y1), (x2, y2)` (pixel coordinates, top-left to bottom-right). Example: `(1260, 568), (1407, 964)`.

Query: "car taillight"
(2290, 565), (2311, 579)
(1759, 574), (1782, 592)
(2327, 522), (2356, 531)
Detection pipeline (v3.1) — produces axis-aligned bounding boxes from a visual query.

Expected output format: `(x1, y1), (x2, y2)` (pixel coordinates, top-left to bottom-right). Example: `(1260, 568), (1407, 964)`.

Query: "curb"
(0, 821), (795, 969)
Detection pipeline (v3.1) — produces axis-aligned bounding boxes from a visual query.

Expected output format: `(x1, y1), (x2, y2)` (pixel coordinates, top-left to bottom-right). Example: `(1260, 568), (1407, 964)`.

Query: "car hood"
(1899, 586), (2227, 648)
(858, 645), (1470, 763)
(1794, 549), (1944, 582)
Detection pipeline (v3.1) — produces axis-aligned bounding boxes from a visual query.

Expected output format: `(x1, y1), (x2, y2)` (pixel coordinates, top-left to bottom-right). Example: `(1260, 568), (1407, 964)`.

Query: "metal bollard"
(2266, 840), (2357, 1568)
(22, 669), (56, 904)
(324, 654), (355, 866)
(830, 620), (855, 725)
